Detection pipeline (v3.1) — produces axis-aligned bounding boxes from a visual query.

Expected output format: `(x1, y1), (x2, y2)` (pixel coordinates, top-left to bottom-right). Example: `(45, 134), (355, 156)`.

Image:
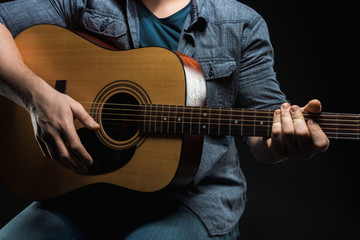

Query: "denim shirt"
(0, 0), (287, 235)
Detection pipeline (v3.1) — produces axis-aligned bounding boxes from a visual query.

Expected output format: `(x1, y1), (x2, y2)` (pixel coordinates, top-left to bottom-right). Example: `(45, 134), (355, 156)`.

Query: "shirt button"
(209, 69), (214, 78)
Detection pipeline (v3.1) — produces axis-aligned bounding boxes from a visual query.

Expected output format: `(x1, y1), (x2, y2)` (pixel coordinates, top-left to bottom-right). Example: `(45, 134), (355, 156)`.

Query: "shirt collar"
(186, 0), (207, 31)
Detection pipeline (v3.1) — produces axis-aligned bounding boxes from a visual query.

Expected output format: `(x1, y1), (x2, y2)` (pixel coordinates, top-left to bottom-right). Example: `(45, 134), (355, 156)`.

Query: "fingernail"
(92, 122), (100, 128)
(274, 109), (281, 116)
(291, 105), (299, 113)
(308, 119), (315, 125)
(282, 103), (290, 110)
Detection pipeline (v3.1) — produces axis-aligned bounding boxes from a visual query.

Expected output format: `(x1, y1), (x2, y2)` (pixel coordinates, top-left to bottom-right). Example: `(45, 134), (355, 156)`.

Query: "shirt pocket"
(198, 59), (237, 108)
(82, 10), (127, 38)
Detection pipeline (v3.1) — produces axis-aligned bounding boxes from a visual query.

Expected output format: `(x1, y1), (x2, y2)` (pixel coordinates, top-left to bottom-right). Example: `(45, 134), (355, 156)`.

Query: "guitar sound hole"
(102, 93), (140, 142)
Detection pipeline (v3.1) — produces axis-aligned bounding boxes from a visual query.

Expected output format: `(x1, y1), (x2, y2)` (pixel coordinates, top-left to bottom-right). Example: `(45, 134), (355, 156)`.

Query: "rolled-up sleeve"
(0, 0), (84, 37)
(237, 15), (287, 110)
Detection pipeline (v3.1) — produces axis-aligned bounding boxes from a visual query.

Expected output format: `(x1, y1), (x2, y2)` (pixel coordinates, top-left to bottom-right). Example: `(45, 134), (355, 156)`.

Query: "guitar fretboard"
(138, 104), (360, 140)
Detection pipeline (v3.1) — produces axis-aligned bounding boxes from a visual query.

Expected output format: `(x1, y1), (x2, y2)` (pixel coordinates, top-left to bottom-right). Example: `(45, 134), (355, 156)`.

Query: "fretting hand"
(266, 99), (330, 160)
(249, 99), (330, 164)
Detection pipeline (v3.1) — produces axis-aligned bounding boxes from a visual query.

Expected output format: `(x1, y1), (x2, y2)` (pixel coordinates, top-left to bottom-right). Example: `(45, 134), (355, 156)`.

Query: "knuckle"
(70, 143), (83, 153)
(56, 152), (70, 162)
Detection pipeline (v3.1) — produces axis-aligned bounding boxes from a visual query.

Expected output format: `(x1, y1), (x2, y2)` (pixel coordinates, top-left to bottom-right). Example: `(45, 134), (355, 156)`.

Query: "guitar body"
(0, 25), (206, 200)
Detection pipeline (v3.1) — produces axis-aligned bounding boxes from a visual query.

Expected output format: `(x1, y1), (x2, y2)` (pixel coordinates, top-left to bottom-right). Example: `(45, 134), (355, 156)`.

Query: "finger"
(307, 119), (330, 153)
(269, 109), (286, 156)
(51, 135), (88, 174)
(290, 105), (313, 158)
(280, 103), (297, 154)
(301, 99), (322, 113)
(61, 123), (93, 167)
(44, 136), (76, 171)
(70, 98), (100, 130)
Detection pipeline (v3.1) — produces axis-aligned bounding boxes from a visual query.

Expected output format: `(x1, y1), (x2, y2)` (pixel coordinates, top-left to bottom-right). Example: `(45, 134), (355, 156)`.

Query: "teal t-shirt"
(135, 0), (191, 50)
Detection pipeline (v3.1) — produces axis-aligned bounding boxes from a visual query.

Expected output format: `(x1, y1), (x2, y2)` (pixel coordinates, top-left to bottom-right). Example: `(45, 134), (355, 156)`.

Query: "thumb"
(301, 99), (322, 113)
(70, 98), (100, 130)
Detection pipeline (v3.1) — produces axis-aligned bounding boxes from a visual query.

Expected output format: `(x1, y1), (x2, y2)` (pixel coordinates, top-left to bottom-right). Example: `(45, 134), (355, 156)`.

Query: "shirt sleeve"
(0, 0), (85, 37)
(236, 14), (287, 110)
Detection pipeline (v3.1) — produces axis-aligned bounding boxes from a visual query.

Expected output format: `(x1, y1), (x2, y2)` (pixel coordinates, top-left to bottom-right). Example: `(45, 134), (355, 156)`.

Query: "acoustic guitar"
(0, 25), (359, 200)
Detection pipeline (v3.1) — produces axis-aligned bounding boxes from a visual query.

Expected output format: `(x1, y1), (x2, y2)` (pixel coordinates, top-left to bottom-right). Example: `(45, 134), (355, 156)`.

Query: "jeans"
(0, 185), (239, 239)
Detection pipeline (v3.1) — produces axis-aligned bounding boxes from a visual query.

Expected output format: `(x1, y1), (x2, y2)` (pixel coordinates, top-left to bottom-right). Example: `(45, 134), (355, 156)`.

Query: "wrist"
(26, 78), (54, 112)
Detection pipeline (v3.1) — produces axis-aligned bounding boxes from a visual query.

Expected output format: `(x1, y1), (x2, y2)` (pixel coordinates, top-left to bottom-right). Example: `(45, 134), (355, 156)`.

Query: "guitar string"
(95, 129), (360, 140)
(94, 122), (360, 139)
(91, 113), (360, 131)
(86, 108), (360, 123)
(81, 108), (360, 127)
(79, 102), (360, 124)
(73, 102), (360, 136)
(92, 125), (360, 140)
(79, 107), (360, 129)
(76, 104), (360, 139)
(79, 101), (360, 120)
(90, 116), (360, 138)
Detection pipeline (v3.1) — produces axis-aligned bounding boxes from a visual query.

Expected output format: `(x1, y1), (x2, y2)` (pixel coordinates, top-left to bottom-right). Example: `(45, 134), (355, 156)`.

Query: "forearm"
(248, 136), (287, 165)
(0, 23), (46, 110)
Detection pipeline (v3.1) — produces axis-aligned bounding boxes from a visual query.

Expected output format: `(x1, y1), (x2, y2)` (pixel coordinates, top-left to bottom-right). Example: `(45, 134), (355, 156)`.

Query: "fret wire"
(267, 109), (272, 137)
(198, 106), (202, 135)
(174, 106), (178, 134)
(189, 106), (193, 134)
(148, 105), (152, 133)
(229, 108), (232, 135)
(155, 105), (159, 133)
(241, 109), (244, 136)
(253, 109), (257, 136)
(159, 105), (163, 133)
(208, 107), (211, 135)
(143, 105), (147, 132)
(218, 108), (222, 135)
(162, 105), (165, 134)
(167, 105), (171, 134)
(182, 105), (185, 134)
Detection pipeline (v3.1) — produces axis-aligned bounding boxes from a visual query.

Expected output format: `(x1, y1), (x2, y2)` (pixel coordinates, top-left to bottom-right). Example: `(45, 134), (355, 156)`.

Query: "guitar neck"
(101, 103), (360, 140)
(135, 105), (360, 140)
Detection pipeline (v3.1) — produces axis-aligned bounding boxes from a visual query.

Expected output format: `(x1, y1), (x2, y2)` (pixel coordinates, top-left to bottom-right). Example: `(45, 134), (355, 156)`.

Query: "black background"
(238, 1), (359, 239)
(1, 1), (359, 239)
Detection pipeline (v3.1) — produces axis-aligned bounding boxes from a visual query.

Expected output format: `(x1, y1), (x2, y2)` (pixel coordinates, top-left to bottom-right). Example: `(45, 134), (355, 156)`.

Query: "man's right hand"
(29, 81), (100, 174)
(0, 23), (100, 174)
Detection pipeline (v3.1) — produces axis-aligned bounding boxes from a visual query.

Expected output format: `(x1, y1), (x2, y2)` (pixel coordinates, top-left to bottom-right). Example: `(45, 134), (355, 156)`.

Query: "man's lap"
(0, 185), (239, 239)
